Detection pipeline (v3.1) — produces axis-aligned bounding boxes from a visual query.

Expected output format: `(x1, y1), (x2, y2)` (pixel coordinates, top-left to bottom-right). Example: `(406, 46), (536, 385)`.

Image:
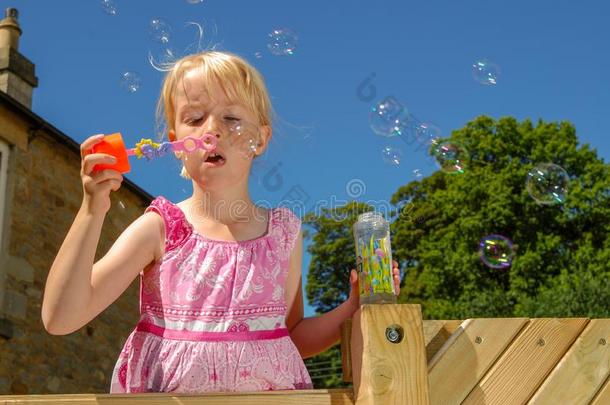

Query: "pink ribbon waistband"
(136, 322), (290, 342)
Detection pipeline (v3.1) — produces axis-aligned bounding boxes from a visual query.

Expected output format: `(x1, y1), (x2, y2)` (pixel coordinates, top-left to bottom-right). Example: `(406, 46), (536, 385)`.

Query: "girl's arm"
(285, 231), (401, 359)
(41, 208), (164, 335)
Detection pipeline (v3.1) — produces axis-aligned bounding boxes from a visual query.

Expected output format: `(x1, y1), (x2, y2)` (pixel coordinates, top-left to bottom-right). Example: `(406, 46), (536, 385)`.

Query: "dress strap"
(144, 196), (192, 253)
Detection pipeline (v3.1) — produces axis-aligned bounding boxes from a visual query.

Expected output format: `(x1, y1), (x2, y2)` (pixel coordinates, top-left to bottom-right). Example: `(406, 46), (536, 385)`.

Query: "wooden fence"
(1, 304), (608, 404)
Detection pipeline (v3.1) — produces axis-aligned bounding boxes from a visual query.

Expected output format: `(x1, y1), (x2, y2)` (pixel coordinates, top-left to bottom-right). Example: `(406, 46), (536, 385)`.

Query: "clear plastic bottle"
(353, 211), (397, 305)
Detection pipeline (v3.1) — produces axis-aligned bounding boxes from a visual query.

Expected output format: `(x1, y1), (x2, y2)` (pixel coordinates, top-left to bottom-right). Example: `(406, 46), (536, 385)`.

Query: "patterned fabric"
(110, 196), (312, 393)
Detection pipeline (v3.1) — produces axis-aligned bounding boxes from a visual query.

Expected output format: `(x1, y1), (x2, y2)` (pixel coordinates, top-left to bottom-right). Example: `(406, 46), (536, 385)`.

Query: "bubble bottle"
(353, 211), (396, 305)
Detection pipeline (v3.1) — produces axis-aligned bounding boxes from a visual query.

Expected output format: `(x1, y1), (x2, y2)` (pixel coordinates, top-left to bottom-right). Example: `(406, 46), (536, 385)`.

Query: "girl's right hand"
(80, 134), (124, 216)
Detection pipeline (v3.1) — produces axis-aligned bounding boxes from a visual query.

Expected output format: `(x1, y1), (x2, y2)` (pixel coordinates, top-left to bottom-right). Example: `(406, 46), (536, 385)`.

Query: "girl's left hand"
(347, 260), (401, 312)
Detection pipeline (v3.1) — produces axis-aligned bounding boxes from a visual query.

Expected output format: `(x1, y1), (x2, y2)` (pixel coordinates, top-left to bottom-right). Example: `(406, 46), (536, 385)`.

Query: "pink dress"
(110, 196), (313, 393)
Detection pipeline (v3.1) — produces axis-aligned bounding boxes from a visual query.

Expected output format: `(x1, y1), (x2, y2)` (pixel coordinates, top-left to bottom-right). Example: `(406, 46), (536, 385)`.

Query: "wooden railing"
(1, 304), (609, 404)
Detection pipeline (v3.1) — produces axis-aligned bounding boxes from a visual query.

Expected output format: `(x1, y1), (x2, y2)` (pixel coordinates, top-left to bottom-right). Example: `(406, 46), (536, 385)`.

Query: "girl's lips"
(203, 158), (226, 168)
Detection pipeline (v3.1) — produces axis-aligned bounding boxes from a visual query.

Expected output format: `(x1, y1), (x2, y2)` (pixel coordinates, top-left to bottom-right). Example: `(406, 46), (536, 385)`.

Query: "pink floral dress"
(110, 196), (313, 393)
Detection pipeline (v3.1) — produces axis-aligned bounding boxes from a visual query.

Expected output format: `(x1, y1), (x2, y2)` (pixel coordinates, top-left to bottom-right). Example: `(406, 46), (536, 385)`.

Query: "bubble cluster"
(433, 141), (469, 174)
(479, 234), (514, 269)
(381, 146), (402, 166)
(267, 28), (298, 56)
(526, 163), (569, 205)
(149, 18), (172, 44)
(100, 0), (118, 15)
(120, 72), (141, 93)
(369, 97), (407, 137)
(472, 58), (501, 85)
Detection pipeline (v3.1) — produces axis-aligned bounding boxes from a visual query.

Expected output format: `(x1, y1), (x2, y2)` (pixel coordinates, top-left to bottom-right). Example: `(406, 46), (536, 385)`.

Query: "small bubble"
(413, 169), (422, 178)
(120, 72), (141, 93)
(118, 200), (126, 210)
(433, 141), (469, 174)
(267, 28), (298, 56)
(149, 18), (172, 44)
(472, 58), (501, 85)
(526, 163), (569, 205)
(479, 234), (514, 269)
(381, 146), (402, 166)
(254, 51), (263, 59)
(186, 0), (204, 4)
(100, 0), (118, 16)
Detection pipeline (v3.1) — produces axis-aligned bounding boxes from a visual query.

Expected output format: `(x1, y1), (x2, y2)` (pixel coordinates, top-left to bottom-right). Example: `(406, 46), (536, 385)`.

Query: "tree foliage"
(302, 116), (609, 386)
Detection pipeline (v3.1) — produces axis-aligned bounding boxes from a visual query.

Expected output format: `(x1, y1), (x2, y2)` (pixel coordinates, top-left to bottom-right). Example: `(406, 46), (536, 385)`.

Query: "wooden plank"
(428, 318), (529, 405)
(423, 320), (463, 362)
(590, 374), (610, 405)
(342, 319), (463, 383)
(462, 318), (589, 405)
(529, 319), (610, 405)
(351, 304), (429, 405)
(0, 389), (354, 405)
(341, 318), (353, 382)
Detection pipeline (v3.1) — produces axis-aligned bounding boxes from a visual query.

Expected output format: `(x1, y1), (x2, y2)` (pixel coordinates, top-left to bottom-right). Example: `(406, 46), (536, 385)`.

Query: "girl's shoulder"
(144, 195), (192, 253)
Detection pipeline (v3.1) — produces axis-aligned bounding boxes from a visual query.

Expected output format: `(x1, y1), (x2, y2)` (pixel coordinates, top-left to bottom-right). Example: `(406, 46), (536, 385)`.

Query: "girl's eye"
(186, 117), (203, 125)
(224, 116), (240, 122)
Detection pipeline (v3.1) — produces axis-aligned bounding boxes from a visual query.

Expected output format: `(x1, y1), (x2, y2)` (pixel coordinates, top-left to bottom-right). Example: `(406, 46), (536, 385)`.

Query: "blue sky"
(6, 0), (609, 316)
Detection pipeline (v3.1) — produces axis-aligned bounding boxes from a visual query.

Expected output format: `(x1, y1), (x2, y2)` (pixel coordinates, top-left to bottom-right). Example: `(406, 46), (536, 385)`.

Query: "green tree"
(302, 116), (609, 387)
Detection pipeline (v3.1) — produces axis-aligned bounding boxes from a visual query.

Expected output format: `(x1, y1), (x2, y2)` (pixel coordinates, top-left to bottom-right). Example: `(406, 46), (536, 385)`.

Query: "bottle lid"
(357, 211), (386, 222)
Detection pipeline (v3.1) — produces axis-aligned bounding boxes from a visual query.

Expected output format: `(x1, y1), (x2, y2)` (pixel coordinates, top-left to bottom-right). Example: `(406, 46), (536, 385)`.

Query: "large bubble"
(479, 234), (514, 269)
(433, 141), (469, 174)
(369, 97), (407, 137)
(526, 163), (569, 205)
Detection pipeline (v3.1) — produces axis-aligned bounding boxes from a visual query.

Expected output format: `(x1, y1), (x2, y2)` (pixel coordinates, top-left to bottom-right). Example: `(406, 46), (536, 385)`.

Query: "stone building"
(0, 8), (153, 394)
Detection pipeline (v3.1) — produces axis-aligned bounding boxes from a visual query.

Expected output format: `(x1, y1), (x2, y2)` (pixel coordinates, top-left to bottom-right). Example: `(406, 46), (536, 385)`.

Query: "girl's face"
(170, 69), (268, 190)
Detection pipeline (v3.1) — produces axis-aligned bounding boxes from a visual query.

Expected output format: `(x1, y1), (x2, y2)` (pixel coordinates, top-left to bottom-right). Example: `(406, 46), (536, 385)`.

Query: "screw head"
(537, 338), (546, 346)
(599, 338), (607, 346)
(475, 336), (483, 344)
(385, 324), (404, 344)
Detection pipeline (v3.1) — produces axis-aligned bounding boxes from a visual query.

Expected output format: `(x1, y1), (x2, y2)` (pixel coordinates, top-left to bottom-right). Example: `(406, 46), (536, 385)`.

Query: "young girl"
(41, 51), (401, 393)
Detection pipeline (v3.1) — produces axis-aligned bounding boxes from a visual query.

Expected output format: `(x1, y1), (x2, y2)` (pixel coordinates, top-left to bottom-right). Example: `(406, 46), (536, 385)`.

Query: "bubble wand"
(89, 132), (217, 174)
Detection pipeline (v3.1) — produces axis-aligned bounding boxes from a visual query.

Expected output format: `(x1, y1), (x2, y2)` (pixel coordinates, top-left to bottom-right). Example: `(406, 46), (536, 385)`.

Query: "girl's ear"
(168, 130), (176, 142)
(256, 125), (272, 155)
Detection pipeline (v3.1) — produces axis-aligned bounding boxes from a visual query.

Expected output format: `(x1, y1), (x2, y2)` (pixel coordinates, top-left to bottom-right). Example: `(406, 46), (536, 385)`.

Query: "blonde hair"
(156, 51), (274, 179)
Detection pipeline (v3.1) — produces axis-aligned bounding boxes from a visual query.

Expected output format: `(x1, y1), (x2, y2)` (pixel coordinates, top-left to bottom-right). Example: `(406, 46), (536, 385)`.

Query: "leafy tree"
(302, 116), (609, 387)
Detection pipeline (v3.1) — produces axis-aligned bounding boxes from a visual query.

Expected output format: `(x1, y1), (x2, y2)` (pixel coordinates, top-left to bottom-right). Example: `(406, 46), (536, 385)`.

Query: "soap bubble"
(433, 141), (469, 174)
(381, 146), (402, 166)
(369, 97), (407, 137)
(100, 0), (118, 15)
(526, 163), (569, 205)
(413, 169), (422, 178)
(120, 72), (141, 93)
(186, 0), (204, 4)
(117, 200), (126, 210)
(267, 28), (298, 56)
(254, 51), (263, 59)
(479, 234), (514, 269)
(227, 121), (262, 159)
(472, 58), (500, 85)
(416, 122), (442, 145)
(149, 18), (172, 44)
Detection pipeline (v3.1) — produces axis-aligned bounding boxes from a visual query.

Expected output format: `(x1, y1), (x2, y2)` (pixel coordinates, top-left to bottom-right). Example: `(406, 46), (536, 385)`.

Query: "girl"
(41, 51), (401, 393)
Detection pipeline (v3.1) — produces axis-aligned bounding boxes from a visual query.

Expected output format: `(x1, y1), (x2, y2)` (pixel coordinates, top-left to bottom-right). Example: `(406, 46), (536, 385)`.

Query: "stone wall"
(0, 123), (152, 394)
